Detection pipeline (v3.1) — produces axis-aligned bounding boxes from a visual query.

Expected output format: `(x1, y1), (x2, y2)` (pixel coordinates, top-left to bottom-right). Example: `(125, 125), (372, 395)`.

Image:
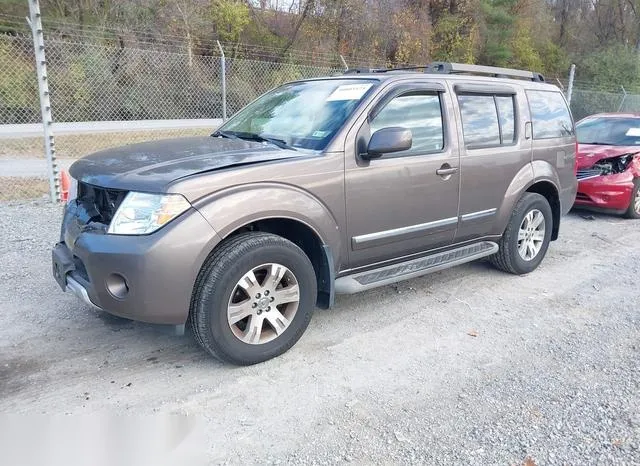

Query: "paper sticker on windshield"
(327, 84), (372, 101)
(625, 128), (640, 137)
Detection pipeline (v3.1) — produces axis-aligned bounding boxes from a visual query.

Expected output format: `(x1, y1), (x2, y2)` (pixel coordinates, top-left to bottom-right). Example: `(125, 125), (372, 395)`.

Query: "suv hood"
(576, 144), (640, 169)
(69, 136), (305, 191)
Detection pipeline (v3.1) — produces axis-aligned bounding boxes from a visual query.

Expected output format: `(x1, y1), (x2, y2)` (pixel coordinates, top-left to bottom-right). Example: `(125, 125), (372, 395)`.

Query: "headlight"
(108, 192), (191, 235)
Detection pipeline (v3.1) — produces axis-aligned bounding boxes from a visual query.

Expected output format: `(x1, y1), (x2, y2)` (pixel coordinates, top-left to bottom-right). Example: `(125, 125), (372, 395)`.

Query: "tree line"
(2, 0), (639, 85)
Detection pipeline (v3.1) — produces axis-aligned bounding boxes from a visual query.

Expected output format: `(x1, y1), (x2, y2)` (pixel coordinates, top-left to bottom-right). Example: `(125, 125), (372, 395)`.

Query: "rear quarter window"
(527, 90), (574, 139)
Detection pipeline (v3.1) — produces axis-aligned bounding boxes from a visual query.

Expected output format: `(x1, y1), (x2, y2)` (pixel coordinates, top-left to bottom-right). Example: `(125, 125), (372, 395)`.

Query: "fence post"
(339, 55), (348, 71)
(216, 40), (227, 121)
(617, 86), (628, 112)
(27, 0), (59, 203)
(566, 64), (576, 105)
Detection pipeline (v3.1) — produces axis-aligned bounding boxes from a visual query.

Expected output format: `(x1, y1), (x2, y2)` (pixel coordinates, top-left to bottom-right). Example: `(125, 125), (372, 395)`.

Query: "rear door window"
(458, 94), (517, 147)
(527, 90), (574, 139)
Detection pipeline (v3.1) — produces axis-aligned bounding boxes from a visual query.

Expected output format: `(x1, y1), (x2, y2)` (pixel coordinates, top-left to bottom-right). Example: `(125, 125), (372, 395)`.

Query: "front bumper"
(575, 171), (635, 212)
(52, 207), (221, 324)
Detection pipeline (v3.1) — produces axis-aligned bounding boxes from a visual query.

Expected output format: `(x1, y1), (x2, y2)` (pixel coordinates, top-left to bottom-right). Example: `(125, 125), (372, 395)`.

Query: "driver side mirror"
(363, 127), (412, 159)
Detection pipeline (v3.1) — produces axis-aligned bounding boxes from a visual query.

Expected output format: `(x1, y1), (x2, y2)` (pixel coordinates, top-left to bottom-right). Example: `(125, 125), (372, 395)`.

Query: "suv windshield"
(576, 117), (640, 146)
(215, 79), (377, 151)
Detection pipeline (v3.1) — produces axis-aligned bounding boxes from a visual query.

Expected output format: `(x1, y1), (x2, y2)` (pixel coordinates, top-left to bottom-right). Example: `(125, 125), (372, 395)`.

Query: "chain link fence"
(2, 23), (640, 202)
(570, 87), (640, 121)
(0, 34), (47, 200)
(0, 30), (341, 202)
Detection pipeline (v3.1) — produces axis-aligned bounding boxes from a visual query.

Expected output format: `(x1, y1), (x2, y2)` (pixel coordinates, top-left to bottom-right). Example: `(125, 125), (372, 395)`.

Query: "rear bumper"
(53, 207), (221, 325)
(575, 171), (634, 211)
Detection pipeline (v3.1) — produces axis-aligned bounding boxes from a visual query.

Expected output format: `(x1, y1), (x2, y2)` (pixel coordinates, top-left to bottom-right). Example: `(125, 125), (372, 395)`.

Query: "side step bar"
(335, 241), (498, 294)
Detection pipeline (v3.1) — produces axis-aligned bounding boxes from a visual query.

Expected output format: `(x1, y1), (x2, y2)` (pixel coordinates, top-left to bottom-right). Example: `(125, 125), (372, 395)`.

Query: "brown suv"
(52, 62), (577, 365)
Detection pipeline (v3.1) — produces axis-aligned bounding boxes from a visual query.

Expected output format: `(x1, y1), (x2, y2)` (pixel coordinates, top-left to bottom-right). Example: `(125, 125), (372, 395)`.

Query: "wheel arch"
(222, 218), (335, 309)
(496, 163), (561, 241)
(193, 183), (343, 309)
(525, 180), (561, 240)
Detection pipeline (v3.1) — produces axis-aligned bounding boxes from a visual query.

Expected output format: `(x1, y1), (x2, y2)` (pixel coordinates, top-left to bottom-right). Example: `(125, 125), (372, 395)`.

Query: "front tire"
(490, 193), (553, 275)
(190, 232), (317, 365)
(624, 178), (640, 219)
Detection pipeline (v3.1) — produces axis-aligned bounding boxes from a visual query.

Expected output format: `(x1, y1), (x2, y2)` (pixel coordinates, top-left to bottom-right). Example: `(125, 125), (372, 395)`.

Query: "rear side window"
(458, 94), (517, 147)
(527, 90), (574, 139)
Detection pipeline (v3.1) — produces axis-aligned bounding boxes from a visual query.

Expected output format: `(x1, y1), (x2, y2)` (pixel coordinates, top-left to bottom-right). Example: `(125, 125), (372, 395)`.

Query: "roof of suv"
(305, 62), (561, 91)
(320, 72), (560, 91)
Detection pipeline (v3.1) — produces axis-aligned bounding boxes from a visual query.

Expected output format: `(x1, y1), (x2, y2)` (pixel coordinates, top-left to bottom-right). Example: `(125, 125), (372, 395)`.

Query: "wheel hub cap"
(227, 263), (300, 345)
(517, 209), (545, 262)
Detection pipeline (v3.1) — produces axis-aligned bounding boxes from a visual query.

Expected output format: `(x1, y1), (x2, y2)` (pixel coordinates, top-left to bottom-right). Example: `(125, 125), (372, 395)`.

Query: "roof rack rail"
(425, 62), (545, 82)
(343, 68), (385, 74)
(343, 66), (429, 75)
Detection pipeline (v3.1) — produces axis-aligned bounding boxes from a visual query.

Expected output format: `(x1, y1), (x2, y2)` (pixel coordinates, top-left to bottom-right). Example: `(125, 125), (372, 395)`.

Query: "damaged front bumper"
(52, 205), (222, 325)
(52, 243), (101, 311)
(575, 171), (635, 212)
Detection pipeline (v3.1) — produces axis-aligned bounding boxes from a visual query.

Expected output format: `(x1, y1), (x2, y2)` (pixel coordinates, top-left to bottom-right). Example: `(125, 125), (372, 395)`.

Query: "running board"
(335, 241), (498, 294)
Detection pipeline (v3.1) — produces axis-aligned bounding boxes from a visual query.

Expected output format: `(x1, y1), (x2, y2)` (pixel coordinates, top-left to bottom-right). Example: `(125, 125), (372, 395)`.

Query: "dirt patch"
(0, 356), (46, 398)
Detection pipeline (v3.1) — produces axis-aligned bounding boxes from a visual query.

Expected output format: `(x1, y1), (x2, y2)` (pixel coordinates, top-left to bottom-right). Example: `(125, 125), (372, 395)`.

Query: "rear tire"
(189, 232), (317, 365)
(624, 178), (640, 219)
(490, 193), (553, 275)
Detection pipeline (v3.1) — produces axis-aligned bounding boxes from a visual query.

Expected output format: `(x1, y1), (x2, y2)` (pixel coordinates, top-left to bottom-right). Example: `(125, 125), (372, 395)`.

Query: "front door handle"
(436, 165), (459, 177)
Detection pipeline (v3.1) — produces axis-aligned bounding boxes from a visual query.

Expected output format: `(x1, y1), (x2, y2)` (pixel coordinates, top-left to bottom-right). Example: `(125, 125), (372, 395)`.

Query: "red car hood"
(577, 144), (640, 169)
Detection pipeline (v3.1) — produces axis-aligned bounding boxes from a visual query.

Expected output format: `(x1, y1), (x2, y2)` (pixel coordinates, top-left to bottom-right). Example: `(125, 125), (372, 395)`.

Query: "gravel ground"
(0, 201), (639, 465)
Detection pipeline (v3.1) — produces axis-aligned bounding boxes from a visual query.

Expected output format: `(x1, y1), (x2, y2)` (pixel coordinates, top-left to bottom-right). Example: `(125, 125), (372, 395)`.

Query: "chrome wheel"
(227, 263), (300, 345)
(517, 209), (545, 261)
(634, 187), (640, 215)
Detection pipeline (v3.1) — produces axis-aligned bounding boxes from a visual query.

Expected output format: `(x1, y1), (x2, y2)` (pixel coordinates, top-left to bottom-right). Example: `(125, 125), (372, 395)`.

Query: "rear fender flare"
(495, 161), (560, 234)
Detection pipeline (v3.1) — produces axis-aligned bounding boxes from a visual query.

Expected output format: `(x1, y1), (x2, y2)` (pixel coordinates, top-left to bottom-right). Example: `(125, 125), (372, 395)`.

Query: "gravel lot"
(1, 201), (639, 465)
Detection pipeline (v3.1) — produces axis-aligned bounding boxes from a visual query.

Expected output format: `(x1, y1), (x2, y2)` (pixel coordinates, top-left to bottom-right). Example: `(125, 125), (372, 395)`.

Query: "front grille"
(576, 168), (603, 180)
(76, 182), (128, 225)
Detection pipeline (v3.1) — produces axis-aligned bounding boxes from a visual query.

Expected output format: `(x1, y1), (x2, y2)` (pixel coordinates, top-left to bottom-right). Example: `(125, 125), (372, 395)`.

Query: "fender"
(530, 159), (561, 191)
(494, 161), (561, 235)
(191, 182), (344, 267)
(494, 162), (535, 235)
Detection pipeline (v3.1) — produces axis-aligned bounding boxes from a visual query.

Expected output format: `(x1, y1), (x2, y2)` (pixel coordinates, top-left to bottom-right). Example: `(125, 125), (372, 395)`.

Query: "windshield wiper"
(211, 130), (240, 140)
(213, 130), (297, 151)
(232, 132), (297, 151)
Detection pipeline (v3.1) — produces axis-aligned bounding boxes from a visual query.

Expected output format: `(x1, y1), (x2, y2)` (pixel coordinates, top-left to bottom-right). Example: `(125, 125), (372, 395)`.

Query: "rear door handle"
(436, 166), (459, 176)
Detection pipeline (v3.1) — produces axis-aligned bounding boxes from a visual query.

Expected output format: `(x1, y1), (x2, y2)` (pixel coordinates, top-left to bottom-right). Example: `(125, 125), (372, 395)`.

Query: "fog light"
(106, 273), (129, 299)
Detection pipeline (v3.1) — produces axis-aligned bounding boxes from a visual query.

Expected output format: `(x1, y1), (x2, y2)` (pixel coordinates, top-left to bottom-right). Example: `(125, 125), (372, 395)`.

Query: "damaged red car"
(575, 113), (640, 218)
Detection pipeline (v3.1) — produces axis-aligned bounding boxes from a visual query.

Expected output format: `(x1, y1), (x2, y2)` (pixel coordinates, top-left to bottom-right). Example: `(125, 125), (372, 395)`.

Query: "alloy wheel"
(517, 209), (546, 261)
(227, 263), (300, 345)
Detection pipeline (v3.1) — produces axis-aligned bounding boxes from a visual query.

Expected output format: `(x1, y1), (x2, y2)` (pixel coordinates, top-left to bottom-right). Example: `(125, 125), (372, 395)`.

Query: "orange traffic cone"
(60, 170), (70, 202)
